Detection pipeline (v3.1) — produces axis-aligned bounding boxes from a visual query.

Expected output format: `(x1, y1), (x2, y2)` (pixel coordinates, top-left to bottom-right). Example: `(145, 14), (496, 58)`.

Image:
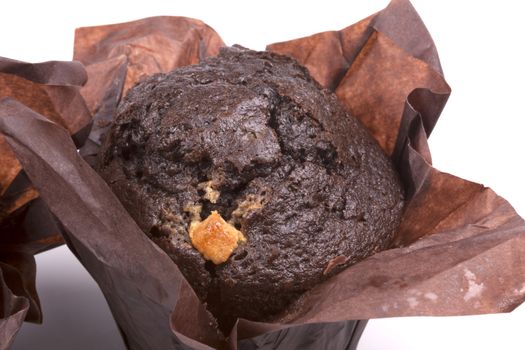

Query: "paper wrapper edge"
(0, 57), (92, 336)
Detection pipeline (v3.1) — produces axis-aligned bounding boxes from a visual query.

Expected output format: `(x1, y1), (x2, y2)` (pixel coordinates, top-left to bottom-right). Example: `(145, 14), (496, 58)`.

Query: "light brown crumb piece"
(183, 203), (202, 222)
(230, 193), (266, 226)
(197, 180), (220, 203)
(189, 211), (246, 264)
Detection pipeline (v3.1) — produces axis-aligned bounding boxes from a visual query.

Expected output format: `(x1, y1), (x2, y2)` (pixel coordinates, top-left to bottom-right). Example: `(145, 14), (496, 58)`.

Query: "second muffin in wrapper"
(1, 0), (525, 349)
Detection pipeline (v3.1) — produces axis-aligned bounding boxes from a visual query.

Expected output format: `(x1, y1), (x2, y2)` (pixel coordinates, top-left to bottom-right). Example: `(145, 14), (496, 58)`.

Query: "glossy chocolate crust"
(97, 47), (404, 328)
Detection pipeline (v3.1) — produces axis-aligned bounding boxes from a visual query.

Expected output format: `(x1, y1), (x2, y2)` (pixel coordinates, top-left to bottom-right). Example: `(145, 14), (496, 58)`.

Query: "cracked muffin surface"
(97, 46), (404, 330)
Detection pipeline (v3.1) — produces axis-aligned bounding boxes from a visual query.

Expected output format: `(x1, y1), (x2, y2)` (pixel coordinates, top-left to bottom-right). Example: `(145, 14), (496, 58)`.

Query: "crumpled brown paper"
(0, 57), (91, 225)
(1, 0), (524, 349)
(0, 58), (91, 348)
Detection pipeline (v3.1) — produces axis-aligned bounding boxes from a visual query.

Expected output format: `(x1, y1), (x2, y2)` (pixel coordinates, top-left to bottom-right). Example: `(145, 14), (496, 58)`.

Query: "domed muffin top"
(97, 46), (404, 328)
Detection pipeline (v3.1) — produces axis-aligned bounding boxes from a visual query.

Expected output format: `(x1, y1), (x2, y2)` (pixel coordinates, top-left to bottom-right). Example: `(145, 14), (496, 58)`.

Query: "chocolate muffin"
(97, 46), (404, 330)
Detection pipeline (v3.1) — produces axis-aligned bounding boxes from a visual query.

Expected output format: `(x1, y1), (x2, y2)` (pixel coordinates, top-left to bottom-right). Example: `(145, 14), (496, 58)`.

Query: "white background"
(2, 0), (525, 349)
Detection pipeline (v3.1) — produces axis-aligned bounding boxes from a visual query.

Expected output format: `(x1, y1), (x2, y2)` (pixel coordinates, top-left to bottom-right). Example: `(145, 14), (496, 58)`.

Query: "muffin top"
(97, 46), (404, 328)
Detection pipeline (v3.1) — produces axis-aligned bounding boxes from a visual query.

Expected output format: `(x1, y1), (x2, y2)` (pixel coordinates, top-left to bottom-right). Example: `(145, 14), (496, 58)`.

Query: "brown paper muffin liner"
(0, 58), (91, 348)
(1, 0), (524, 349)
